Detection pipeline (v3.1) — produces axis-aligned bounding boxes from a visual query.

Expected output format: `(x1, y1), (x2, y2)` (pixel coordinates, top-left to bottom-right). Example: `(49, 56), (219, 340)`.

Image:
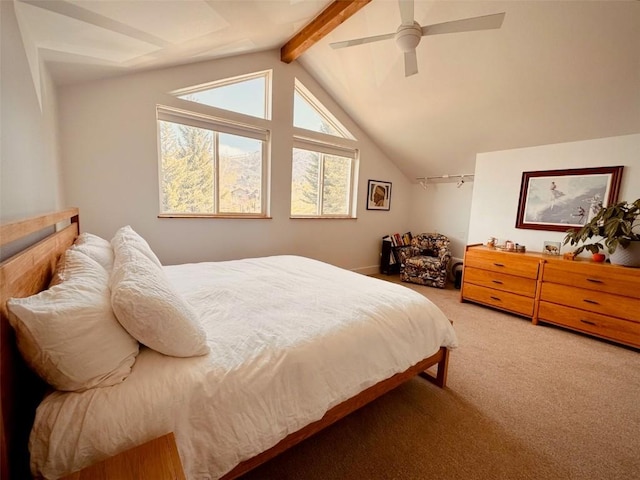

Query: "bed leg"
(418, 347), (449, 388)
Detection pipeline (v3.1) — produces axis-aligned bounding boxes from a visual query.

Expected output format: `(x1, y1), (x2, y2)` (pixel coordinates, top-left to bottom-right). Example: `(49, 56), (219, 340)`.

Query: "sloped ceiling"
(305, 0), (640, 178)
(13, 0), (640, 180)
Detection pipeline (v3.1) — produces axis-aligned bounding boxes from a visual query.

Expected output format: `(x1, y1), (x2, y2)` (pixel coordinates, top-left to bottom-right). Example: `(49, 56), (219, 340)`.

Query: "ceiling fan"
(330, 0), (505, 77)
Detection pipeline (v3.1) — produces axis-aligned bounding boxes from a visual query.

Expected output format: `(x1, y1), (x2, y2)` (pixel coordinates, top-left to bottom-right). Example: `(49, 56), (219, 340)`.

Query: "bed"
(0, 209), (458, 479)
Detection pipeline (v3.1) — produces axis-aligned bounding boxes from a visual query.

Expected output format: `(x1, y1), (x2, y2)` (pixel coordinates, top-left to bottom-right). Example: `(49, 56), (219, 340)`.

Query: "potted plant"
(563, 198), (640, 267)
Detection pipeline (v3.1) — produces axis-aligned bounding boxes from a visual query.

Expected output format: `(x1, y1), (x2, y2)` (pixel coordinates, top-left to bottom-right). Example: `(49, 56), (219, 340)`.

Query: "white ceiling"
(13, 0), (640, 180)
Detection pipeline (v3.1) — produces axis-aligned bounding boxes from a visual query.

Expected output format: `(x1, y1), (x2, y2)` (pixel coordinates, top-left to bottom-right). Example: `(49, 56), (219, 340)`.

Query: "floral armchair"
(396, 233), (451, 288)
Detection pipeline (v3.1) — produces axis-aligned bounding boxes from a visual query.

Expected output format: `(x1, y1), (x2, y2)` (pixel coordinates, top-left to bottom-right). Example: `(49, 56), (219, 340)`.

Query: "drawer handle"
(492, 280), (504, 284)
(580, 319), (597, 326)
(586, 278), (603, 284)
(493, 262), (505, 267)
(583, 299), (600, 305)
(490, 296), (501, 301)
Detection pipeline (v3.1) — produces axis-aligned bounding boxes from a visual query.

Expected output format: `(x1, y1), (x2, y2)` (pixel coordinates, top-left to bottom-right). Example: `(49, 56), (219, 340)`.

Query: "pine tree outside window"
(291, 139), (357, 218)
(157, 73), (358, 219)
(291, 79), (358, 218)
(157, 106), (269, 217)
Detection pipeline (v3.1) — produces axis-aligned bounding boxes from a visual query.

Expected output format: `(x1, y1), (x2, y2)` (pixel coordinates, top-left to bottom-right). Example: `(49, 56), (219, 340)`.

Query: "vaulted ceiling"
(13, 0), (640, 180)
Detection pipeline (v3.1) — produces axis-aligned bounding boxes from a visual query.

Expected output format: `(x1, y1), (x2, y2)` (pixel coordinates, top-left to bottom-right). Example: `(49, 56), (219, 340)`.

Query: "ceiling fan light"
(395, 23), (422, 52)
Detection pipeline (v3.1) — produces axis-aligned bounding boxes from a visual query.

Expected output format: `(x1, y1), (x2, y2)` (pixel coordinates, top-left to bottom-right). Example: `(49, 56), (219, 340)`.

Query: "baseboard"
(352, 265), (382, 275)
(354, 258), (463, 278)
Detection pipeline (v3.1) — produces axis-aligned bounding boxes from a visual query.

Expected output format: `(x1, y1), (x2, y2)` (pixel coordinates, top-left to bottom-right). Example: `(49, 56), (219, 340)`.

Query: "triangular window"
(173, 70), (271, 120)
(294, 79), (354, 140)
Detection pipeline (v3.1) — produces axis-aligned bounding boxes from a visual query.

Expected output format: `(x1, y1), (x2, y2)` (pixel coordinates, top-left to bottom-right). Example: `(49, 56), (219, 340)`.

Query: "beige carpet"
(241, 276), (640, 480)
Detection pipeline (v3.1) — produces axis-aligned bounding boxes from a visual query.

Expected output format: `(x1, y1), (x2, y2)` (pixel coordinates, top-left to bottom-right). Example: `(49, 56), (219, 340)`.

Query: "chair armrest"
(393, 245), (415, 264)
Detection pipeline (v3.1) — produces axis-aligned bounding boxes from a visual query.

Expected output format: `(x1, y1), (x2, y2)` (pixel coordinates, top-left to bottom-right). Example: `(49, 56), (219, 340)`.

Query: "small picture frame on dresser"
(543, 241), (561, 255)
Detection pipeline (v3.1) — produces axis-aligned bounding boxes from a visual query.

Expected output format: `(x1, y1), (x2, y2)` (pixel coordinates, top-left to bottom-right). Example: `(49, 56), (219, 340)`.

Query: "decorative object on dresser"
(461, 244), (640, 348)
(396, 233), (451, 288)
(542, 241), (561, 255)
(494, 241), (526, 252)
(563, 198), (640, 267)
(515, 166), (624, 232)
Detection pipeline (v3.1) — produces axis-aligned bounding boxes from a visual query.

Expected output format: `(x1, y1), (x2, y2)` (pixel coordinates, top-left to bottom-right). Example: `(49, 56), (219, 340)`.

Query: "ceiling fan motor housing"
(395, 22), (422, 52)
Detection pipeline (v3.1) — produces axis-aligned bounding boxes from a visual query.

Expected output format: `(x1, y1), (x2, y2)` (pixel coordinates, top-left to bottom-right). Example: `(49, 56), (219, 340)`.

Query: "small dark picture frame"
(367, 180), (392, 211)
(515, 166), (623, 232)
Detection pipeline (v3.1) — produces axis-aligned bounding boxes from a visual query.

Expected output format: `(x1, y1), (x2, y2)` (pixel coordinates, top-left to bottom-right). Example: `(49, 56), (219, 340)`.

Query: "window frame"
(170, 70), (272, 121)
(293, 79), (355, 140)
(290, 136), (359, 219)
(157, 105), (271, 218)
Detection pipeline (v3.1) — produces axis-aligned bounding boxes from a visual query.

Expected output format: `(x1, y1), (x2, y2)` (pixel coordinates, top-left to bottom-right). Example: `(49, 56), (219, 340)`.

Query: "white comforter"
(30, 255), (458, 479)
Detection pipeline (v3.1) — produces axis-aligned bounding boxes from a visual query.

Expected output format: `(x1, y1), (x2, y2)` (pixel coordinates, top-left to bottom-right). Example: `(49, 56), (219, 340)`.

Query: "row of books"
(382, 231), (413, 247)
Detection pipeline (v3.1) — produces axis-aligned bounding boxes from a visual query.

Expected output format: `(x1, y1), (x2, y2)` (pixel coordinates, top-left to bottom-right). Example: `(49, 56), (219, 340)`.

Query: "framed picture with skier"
(515, 166), (623, 232)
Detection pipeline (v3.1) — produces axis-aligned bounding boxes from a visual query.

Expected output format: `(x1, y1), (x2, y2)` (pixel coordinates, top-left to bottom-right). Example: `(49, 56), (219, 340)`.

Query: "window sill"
(158, 214), (272, 219)
(289, 216), (357, 220)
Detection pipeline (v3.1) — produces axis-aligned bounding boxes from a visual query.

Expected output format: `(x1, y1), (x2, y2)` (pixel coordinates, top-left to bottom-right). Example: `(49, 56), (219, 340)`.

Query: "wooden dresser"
(536, 257), (640, 348)
(461, 245), (543, 319)
(461, 244), (640, 349)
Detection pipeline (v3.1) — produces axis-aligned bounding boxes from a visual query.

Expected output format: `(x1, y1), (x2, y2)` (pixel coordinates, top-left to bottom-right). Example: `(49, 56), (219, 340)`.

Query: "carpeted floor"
(240, 276), (640, 480)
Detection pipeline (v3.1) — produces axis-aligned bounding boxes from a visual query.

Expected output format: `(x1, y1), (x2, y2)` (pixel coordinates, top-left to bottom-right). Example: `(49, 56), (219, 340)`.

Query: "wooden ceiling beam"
(280, 0), (371, 64)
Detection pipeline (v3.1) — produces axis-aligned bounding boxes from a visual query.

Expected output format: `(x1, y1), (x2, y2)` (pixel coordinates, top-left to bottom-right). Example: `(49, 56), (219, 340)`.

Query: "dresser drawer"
(465, 249), (540, 279)
(542, 261), (640, 299)
(463, 267), (537, 297)
(463, 283), (534, 317)
(538, 301), (640, 348)
(540, 282), (640, 323)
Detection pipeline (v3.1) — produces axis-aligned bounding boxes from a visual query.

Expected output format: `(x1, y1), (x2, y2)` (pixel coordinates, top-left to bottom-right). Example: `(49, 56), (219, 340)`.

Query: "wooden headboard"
(0, 208), (79, 480)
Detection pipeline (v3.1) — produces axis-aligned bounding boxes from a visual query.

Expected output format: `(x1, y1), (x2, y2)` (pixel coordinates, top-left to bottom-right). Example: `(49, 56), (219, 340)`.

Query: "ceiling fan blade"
(330, 32), (395, 49)
(398, 0), (414, 25)
(404, 50), (418, 77)
(421, 12), (505, 36)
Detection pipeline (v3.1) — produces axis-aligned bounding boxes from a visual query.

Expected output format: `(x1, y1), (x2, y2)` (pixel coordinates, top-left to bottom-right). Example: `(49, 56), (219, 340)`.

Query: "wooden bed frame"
(0, 209), (450, 480)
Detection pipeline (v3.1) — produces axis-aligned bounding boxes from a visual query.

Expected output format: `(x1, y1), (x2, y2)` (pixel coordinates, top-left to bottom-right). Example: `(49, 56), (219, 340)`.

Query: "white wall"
(409, 181), (475, 260)
(0, 0), (62, 223)
(468, 134), (640, 257)
(58, 50), (412, 272)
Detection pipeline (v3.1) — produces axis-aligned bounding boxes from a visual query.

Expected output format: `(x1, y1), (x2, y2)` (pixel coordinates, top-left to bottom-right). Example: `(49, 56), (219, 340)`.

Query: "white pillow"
(74, 232), (114, 272)
(7, 250), (139, 392)
(48, 250), (69, 288)
(111, 225), (162, 267)
(49, 233), (114, 287)
(111, 240), (209, 357)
